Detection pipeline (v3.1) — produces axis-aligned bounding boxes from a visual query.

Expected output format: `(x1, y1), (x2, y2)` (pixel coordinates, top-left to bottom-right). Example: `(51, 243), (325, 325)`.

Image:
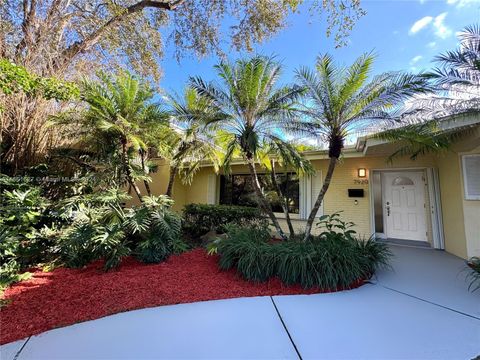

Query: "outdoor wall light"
(358, 168), (367, 178)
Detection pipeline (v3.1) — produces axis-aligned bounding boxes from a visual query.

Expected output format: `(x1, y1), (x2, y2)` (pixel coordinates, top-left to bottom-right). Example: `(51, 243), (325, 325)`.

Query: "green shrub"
(216, 220), (392, 289)
(183, 203), (267, 238)
(127, 196), (183, 263)
(59, 193), (185, 269)
(0, 176), (58, 287)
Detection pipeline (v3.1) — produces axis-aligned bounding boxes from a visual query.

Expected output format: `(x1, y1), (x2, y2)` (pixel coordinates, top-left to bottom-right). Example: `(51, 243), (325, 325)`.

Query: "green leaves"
(373, 121), (457, 162)
(296, 53), (431, 141)
(58, 191), (183, 270)
(183, 203), (267, 239)
(0, 59), (79, 100)
(215, 224), (392, 289)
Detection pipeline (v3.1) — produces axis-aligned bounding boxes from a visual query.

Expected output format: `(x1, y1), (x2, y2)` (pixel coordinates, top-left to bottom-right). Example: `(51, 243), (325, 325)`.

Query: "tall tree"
(190, 56), (306, 240)
(296, 53), (431, 241)
(1, 0), (364, 172)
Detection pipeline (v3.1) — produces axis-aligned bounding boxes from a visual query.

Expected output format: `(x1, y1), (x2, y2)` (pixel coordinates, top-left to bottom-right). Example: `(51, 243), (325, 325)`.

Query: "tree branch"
(58, 0), (185, 70)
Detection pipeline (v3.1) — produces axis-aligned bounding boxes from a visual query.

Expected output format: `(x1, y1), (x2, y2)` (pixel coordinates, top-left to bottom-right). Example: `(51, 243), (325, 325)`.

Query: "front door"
(382, 171), (427, 241)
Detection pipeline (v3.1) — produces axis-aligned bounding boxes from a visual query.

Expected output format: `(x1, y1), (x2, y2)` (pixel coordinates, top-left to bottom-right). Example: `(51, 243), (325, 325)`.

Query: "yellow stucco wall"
(125, 159), (187, 212)
(435, 151), (468, 258)
(458, 146), (480, 259)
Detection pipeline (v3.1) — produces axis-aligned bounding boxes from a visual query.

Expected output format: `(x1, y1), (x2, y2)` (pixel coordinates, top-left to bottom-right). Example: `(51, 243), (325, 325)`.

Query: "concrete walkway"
(2, 245), (480, 359)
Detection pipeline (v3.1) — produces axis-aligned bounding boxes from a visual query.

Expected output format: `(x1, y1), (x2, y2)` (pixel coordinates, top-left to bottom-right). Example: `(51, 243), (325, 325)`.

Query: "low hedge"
(215, 224), (392, 290)
(182, 203), (267, 238)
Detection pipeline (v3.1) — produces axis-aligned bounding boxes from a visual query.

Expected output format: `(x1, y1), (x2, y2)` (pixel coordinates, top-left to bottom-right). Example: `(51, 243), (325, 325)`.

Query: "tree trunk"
(270, 160), (295, 238)
(165, 165), (177, 197)
(122, 140), (143, 203)
(303, 156), (337, 241)
(140, 150), (151, 196)
(246, 157), (288, 240)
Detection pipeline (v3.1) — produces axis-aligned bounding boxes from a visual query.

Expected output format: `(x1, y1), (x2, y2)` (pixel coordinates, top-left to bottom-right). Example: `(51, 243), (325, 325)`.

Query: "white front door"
(382, 171), (427, 241)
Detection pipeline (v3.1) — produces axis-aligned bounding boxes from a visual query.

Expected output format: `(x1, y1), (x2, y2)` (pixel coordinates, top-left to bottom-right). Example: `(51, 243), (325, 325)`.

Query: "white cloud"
(447, 0), (477, 8)
(409, 16), (433, 35)
(410, 55), (423, 65)
(433, 12), (452, 39)
(427, 41), (437, 48)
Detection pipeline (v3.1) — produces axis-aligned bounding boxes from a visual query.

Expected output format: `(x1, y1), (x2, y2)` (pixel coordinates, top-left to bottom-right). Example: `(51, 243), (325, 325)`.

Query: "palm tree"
(257, 140), (314, 238)
(164, 88), (221, 197)
(406, 24), (480, 119)
(60, 72), (168, 201)
(297, 54), (431, 241)
(373, 24), (480, 162)
(190, 56), (306, 240)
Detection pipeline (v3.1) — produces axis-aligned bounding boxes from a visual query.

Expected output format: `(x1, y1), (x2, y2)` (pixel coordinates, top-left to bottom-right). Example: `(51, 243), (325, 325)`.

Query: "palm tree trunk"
(165, 165), (177, 197)
(246, 157), (288, 240)
(270, 160), (295, 238)
(303, 156), (337, 241)
(140, 150), (151, 196)
(122, 140), (143, 203)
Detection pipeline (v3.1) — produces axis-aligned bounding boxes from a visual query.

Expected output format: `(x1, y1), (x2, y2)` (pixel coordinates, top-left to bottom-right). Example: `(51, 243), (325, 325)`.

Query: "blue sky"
(158, 0), (479, 95)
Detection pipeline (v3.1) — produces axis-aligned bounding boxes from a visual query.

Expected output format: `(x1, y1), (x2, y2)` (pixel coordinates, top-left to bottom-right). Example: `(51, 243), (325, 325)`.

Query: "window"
(219, 173), (300, 214)
(462, 154), (480, 200)
(392, 176), (414, 186)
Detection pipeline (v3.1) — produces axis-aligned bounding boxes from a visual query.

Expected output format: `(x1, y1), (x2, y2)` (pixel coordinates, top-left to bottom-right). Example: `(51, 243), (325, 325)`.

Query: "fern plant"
(126, 196), (183, 263)
(58, 192), (185, 269)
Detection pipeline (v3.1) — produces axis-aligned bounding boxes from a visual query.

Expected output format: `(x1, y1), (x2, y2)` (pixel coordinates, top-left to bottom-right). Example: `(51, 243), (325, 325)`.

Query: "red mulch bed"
(0, 249), (365, 344)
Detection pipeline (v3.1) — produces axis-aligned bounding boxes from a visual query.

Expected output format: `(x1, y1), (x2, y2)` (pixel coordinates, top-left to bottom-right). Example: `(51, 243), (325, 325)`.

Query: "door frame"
(369, 167), (445, 249)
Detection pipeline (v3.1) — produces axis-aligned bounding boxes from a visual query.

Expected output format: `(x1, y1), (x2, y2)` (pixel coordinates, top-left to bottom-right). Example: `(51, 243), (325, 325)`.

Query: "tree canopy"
(1, 0), (365, 80)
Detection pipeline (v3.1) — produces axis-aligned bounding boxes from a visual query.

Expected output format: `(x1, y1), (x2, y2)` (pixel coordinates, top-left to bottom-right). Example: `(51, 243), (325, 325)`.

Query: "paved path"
(2, 245), (479, 359)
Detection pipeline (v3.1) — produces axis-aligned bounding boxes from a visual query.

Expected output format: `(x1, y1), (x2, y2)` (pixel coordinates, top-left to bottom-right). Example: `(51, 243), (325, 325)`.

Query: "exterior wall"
(458, 146), (480, 259)
(436, 151), (468, 258)
(125, 159), (187, 212)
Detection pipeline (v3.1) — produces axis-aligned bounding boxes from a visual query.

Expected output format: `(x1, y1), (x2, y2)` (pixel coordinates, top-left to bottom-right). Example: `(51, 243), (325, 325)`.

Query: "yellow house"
(130, 115), (480, 260)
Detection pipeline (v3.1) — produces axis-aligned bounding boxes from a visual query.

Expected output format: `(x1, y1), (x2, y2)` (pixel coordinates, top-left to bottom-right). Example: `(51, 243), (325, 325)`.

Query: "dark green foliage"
(183, 203), (267, 238)
(0, 59), (79, 100)
(59, 193), (184, 269)
(216, 219), (392, 289)
(129, 197), (183, 263)
(467, 257), (480, 292)
(57, 189), (131, 270)
(0, 175), (58, 287)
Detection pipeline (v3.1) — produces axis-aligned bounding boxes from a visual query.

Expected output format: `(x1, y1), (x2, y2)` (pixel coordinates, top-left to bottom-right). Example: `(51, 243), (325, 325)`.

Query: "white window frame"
(462, 154), (480, 200)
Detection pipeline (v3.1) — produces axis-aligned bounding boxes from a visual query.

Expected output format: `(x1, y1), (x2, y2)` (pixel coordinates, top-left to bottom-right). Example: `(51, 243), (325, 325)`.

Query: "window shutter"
(311, 171), (324, 217)
(207, 174), (217, 204)
(299, 172), (324, 219)
(299, 176), (310, 219)
(462, 154), (480, 200)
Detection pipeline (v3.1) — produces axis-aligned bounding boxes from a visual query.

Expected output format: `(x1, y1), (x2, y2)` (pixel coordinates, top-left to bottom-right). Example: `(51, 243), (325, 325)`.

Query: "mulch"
(0, 248), (365, 345)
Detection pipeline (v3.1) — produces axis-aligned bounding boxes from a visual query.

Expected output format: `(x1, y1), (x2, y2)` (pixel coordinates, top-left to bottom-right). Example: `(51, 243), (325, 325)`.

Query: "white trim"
(368, 175), (376, 237)
(426, 168), (445, 249)
(461, 154), (480, 200)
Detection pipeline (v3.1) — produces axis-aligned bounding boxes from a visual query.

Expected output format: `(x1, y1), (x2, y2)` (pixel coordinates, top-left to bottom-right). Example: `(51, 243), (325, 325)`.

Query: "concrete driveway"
(2, 245), (479, 360)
